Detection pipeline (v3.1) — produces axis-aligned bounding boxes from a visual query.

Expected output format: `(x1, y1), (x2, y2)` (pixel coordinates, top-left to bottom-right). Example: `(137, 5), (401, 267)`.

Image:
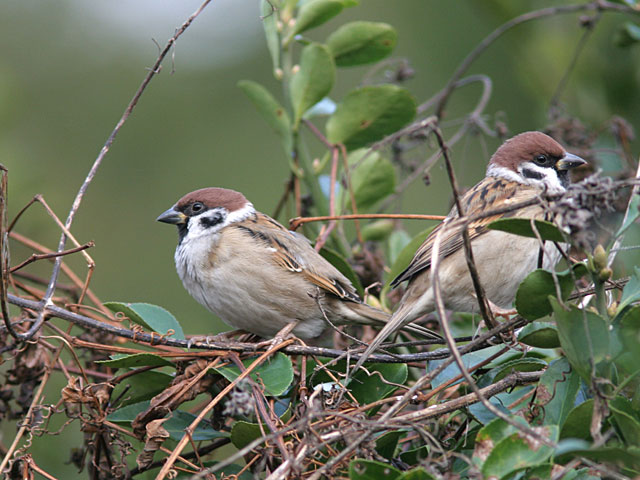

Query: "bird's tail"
(345, 302), (439, 340)
(350, 302), (418, 375)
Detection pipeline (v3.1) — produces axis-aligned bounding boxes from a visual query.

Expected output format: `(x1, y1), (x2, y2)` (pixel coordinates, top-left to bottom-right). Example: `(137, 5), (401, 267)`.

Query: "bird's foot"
(186, 329), (247, 349)
(487, 301), (517, 320)
(254, 322), (300, 351)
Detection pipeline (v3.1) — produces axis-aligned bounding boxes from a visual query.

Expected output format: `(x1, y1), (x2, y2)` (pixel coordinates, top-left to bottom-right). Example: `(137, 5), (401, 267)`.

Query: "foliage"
(2, 1), (640, 479)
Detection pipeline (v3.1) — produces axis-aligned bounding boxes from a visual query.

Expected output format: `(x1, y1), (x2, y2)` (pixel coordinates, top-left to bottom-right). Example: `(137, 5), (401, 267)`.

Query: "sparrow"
(157, 187), (436, 346)
(353, 131), (586, 370)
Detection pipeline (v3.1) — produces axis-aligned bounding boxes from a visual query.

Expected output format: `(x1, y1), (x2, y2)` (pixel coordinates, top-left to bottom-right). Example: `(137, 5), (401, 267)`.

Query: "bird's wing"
(238, 213), (361, 303)
(391, 177), (540, 287)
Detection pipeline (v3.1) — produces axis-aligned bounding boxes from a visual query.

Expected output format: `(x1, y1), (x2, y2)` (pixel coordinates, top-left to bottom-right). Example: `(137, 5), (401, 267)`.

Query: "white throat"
(486, 163), (566, 194)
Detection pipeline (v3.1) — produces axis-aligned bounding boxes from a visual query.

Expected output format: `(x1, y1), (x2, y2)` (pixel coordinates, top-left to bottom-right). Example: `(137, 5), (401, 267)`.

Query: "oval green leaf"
(487, 217), (565, 242)
(515, 268), (578, 320)
(350, 362), (408, 406)
(560, 399), (594, 440)
(290, 43), (335, 127)
(362, 219), (395, 242)
(104, 302), (185, 340)
(326, 85), (416, 150)
(327, 21), (397, 66)
(551, 297), (610, 381)
(214, 352), (293, 397)
(347, 149), (396, 210)
(293, 0), (344, 35)
(96, 353), (174, 369)
(517, 321), (560, 348)
(481, 425), (558, 478)
(238, 80), (292, 153)
(349, 459), (401, 480)
(260, 0), (280, 73)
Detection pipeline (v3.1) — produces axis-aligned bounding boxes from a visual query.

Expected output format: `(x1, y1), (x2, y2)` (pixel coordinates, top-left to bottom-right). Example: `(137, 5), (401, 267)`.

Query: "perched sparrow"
(157, 187), (435, 346)
(353, 131), (586, 369)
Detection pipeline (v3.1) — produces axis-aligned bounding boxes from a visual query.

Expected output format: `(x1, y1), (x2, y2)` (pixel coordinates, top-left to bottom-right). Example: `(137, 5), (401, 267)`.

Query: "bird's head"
(156, 187), (254, 243)
(487, 131), (586, 193)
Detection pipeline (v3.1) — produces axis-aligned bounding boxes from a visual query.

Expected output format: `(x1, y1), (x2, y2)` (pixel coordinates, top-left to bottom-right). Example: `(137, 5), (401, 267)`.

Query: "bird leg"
(487, 301), (517, 319)
(254, 321), (301, 350)
(186, 329), (248, 349)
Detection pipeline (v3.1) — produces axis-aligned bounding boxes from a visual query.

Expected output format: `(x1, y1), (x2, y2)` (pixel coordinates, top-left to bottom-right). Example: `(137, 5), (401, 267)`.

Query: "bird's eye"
(534, 154), (549, 165)
(191, 202), (204, 213)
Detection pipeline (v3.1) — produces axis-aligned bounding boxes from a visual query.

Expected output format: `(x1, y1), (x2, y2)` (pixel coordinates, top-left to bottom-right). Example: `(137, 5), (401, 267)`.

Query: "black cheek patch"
(522, 168), (545, 181)
(200, 212), (224, 228)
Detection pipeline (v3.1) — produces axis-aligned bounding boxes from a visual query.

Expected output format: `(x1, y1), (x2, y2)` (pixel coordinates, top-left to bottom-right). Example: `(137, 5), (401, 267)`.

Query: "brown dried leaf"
(136, 418), (170, 470)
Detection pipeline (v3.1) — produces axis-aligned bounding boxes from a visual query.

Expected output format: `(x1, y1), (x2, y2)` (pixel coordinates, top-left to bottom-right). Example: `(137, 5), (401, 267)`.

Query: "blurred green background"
(3, 0), (640, 476)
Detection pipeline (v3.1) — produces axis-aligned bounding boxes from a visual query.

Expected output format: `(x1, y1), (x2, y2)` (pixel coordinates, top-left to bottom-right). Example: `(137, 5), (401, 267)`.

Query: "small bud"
(607, 302), (618, 318)
(274, 68), (284, 80)
(288, 18), (296, 28)
(593, 244), (607, 271)
(276, 20), (284, 32)
(598, 267), (613, 282)
(291, 64), (300, 75)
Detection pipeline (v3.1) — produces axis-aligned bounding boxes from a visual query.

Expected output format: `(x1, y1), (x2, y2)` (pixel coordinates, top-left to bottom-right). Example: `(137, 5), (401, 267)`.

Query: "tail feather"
(345, 302), (440, 340)
(350, 305), (415, 375)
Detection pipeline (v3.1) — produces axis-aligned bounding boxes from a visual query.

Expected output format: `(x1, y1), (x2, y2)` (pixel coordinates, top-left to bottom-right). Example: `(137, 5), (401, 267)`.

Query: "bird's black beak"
(156, 207), (187, 225)
(556, 152), (586, 171)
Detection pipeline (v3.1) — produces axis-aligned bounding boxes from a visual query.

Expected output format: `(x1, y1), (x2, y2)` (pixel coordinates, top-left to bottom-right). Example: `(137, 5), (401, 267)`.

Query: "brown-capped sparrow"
(353, 131), (586, 370)
(157, 187), (436, 346)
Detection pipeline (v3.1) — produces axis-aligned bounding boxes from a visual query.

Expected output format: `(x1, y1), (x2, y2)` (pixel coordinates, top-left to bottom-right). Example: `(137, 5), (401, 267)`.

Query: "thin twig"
(435, 0), (640, 118)
(432, 128), (496, 328)
(155, 340), (294, 480)
(15, 0), (213, 343)
(10, 241), (94, 274)
(289, 213), (445, 231)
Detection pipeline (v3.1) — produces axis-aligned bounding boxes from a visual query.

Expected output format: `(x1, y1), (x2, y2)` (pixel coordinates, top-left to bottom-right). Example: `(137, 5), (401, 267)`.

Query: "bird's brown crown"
(176, 187), (248, 213)
(490, 131), (565, 171)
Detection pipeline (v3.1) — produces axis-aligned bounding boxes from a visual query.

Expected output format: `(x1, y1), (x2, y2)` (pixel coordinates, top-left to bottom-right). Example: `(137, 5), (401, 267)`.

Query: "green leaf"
(610, 396), (640, 445)
(375, 431), (405, 460)
(430, 346), (505, 389)
(107, 401), (150, 423)
(319, 246), (364, 296)
(399, 445), (428, 466)
(96, 353), (174, 369)
(481, 425), (558, 478)
(397, 468), (436, 480)
(214, 353), (293, 396)
(175, 462), (252, 480)
(616, 193), (640, 236)
(536, 358), (580, 427)
(261, 0), (280, 74)
(326, 85), (416, 150)
(551, 297), (610, 380)
(515, 266), (584, 320)
(327, 21), (397, 67)
(386, 228), (434, 285)
(350, 362), (407, 406)
(615, 22), (640, 47)
(238, 80), (292, 153)
(164, 410), (228, 441)
(231, 420), (263, 449)
(111, 371), (173, 407)
(487, 217), (565, 242)
(290, 43), (335, 127)
(560, 399), (594, 440)
(555, 444), (640, 470)
(362, 219), (395, 242)
(472, 416), (532, 468)
(293, 0), (344, 35)
(230, 406), (291, 449)
(104, 302), (185, 340)
(346, 149), (396, 210)
(617, 305), (640, 358)
(617, 266), (640, 315)
(349, 459), (401, 480)
(517, 321), (560, 348)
